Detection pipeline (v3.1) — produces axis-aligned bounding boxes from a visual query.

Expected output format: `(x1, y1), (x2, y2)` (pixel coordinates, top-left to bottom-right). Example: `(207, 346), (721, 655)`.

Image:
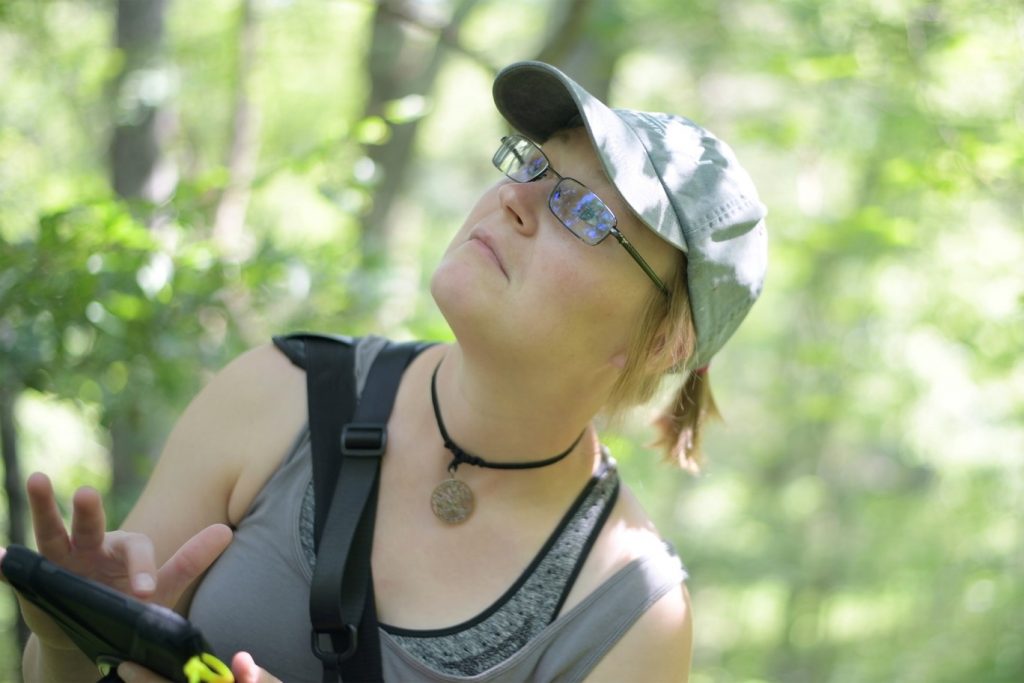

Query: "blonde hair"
(605, 252), (720, 471)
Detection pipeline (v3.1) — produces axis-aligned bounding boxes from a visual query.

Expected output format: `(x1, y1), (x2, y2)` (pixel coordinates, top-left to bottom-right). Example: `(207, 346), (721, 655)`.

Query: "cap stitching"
(694, 196), (760, 234)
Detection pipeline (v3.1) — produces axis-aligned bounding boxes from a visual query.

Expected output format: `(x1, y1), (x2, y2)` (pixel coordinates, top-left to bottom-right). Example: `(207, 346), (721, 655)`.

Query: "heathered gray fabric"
(383, 461), (618, 675)
(188, 337), (687, 682)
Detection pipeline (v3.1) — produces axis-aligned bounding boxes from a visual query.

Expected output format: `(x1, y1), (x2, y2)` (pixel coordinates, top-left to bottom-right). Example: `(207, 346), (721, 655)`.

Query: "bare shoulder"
(585, 579), (693, 682)
(564, 481), (693, 681)
(580, 481), (676, 579)
(196, 342), (308, 522)
(122, 343), (306, 557)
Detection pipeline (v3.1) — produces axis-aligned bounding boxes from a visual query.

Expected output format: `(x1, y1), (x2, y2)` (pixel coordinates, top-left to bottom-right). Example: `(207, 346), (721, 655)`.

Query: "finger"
(107, 531), (159, 597)
(70, 486), (107, 553)
(154, 524), (233, 607)
(232, 652), (281, 683)
(232, 652), (258, 683)
(26, 473), (71, 560)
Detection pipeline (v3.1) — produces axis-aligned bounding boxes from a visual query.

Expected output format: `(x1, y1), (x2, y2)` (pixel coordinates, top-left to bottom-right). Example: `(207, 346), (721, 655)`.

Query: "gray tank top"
(188, 337), (687, 682)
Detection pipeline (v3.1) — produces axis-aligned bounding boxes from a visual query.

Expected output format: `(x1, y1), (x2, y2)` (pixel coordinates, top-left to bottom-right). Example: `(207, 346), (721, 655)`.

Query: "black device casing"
(2, 544), (219, 682)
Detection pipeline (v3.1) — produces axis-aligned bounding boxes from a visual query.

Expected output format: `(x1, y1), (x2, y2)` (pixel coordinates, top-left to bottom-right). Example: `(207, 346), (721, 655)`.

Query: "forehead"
(542, 128), (614, 192)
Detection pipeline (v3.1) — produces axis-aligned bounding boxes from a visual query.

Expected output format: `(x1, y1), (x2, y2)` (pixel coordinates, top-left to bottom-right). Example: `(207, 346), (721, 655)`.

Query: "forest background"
(1, 0), (1021, 681)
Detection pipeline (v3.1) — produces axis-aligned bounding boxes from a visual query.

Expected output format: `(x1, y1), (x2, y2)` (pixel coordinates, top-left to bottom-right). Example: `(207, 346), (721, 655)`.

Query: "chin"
(431, 260), (484, 325)
(430, 262), (510, 355)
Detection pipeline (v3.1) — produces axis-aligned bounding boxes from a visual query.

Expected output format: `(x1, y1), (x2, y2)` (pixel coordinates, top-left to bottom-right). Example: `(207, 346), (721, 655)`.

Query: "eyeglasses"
(492, 134), (669, 297)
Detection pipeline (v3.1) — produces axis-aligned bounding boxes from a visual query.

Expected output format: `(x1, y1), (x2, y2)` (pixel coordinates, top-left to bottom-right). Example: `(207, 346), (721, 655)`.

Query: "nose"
(497, 180), (546, 238)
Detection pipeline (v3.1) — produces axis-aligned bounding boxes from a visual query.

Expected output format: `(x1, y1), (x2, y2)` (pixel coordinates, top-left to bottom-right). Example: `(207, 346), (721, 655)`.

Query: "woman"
(3, 60), (766, 682)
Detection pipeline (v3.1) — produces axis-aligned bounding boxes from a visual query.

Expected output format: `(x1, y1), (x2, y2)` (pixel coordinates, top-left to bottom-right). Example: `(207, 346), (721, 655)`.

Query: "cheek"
(528, 245), (644, 351)
(543, 236), (644, 306)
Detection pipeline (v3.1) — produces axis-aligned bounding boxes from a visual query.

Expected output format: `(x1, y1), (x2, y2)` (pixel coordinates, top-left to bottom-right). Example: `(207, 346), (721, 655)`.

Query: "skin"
(1, 128), (692, 682)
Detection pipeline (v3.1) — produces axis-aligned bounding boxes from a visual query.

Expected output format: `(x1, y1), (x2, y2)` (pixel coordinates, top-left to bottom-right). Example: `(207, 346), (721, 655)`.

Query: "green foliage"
(2, 199), (233, 396)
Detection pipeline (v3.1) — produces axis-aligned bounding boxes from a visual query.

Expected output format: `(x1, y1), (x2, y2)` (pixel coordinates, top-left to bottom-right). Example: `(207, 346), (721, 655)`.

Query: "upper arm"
(585, 581), (693, 682)
(120, 342), (306, 570)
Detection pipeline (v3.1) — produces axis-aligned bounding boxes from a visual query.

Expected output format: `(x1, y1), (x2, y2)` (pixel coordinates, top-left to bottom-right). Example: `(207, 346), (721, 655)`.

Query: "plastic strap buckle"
(340, 423), (387, 458)
(311, 624), (359, 666)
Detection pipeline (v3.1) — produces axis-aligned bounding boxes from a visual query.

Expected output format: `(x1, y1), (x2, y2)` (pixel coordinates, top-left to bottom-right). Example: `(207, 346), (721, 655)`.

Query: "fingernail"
(133, 573), (155, 593)
(117, 662), (138, 682)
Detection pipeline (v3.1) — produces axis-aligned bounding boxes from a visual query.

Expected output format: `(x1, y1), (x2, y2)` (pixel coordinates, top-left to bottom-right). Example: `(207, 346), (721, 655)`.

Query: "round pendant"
(430, 478), (475, 524)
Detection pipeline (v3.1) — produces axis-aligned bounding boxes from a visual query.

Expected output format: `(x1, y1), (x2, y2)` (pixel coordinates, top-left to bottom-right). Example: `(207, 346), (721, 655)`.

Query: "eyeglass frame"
(492, 134), (670, 297)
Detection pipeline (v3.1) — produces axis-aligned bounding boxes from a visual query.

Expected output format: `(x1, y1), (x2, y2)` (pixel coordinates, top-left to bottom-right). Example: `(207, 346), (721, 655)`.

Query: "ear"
(647, 329), (691, 375)
(609, 333), (674, 374)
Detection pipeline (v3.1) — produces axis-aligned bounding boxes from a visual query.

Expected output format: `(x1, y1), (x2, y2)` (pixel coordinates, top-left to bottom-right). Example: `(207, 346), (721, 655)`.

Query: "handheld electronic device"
(1, 544), (233, 683)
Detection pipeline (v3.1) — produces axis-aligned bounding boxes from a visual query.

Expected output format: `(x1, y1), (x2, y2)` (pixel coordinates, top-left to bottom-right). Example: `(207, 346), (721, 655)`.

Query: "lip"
(468, 229), (508, 278)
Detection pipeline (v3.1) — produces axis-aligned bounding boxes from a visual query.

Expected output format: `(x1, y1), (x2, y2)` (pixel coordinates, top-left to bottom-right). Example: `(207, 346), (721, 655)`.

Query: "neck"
(431, 344), (611, 470)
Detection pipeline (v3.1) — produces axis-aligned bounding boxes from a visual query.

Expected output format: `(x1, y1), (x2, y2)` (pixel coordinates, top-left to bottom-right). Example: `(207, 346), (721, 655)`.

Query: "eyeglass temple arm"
(609, 227), (669, 297)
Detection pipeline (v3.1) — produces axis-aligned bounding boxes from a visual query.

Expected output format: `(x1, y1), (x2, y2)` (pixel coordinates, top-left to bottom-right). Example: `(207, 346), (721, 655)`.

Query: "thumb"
(153, 524), (233, 607)
(232, 652), (281, 683)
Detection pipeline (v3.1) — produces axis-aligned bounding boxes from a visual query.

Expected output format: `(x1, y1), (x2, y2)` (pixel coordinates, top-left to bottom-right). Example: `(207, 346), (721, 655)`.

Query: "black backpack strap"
(302, 336), (428, 683)
(282, 333), (359, 545)
(273, 332), (355, 373)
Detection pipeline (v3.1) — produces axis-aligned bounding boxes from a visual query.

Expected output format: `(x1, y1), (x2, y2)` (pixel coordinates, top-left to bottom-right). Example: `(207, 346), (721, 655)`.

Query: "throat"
(428, 356), (593, 524)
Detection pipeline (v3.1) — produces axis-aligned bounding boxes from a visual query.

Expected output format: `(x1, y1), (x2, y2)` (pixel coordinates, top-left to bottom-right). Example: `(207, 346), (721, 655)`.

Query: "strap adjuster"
(340, 423), (387, 458)
(311, 624), (358, 665)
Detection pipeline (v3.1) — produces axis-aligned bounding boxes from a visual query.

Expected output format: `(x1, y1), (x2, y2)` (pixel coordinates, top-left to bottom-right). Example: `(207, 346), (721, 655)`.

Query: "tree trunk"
(0, 382), (30, 652)
(213, 0), (260, 257)
(359, 0), (480, 262)
(106, 402), (150, 526)
(108, 0), (174, 509)
(535, 0), (619, 100)
(110, 0), (176, 205)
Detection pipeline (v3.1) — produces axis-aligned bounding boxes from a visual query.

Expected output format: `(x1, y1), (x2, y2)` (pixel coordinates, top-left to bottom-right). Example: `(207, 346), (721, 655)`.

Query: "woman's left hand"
(117, 652), (280, 683)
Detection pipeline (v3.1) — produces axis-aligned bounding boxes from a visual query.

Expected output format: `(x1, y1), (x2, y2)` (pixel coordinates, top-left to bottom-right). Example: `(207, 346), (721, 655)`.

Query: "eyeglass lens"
(550, 180), (615, 245)
(494, 136), (614, 245)
(493, 136), (548, 182)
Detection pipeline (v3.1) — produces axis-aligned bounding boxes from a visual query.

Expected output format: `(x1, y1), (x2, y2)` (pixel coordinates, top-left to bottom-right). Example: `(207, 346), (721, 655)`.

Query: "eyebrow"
(536, 131), (616, 205)
(548, 128), (575, 144)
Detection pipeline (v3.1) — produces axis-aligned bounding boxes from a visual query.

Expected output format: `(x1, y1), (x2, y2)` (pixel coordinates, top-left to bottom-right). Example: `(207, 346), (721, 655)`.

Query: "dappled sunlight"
(15, 391), (111, 498)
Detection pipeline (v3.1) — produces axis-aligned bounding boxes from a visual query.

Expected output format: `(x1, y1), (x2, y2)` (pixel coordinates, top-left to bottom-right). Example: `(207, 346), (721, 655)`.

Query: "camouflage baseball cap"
(492, 60), (768, 371)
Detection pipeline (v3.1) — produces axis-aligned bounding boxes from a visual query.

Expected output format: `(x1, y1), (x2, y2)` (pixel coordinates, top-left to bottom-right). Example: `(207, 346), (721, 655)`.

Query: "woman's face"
(431, 127), (676, 375)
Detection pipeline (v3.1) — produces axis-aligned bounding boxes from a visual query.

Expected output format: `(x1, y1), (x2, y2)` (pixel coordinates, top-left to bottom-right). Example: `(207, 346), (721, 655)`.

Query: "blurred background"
(1, 0), (1021, 681)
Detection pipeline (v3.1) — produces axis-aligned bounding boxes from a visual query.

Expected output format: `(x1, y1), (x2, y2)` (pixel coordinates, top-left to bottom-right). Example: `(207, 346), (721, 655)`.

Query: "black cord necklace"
(429, 359), (585, 524)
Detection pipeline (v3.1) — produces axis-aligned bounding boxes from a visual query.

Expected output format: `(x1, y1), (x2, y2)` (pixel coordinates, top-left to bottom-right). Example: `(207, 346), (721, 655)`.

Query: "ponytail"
(653, 367), (720, 472)
(605, 250), (721, 471)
